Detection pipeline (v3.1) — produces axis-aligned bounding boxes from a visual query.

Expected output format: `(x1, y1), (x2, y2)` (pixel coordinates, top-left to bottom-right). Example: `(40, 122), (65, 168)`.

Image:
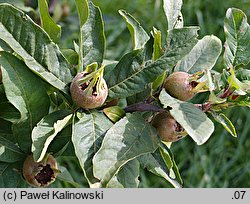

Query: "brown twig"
(124, 102), (165, 113)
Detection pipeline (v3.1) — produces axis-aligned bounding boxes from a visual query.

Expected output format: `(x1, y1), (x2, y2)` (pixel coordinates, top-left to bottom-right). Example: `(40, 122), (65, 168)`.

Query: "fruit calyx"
(70, 63), (108, 109)
(151, 111), (187, 142)
(22, 154), (59, 187)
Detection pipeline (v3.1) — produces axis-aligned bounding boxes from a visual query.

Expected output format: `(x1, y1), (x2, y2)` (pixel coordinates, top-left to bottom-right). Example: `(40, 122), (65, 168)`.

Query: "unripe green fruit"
(70, 71), (108, 109)
(22, 154), (58, 187)
(164, 71), (198, 101)
(151, 112), (187, 142)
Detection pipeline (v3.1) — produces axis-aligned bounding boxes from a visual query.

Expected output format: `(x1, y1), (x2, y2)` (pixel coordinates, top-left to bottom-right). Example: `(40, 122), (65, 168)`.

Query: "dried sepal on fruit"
(70, 63), (108, 109)
(22, 154), (59, 187)
(151, 111), (187, 142)
(164, 71), (200, 101)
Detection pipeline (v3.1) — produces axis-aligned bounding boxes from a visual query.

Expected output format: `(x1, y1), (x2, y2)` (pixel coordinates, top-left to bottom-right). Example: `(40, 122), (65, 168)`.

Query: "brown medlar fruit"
(70, 66), (108, 109)
(22, 154), (59, 187)
(151, 112), (187, 142)
(164, 71), (199, 101)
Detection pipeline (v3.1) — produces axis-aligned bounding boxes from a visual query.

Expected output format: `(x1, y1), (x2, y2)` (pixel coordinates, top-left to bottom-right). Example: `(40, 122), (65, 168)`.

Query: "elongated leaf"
(72, 111), (113, 185)
(175, 35), (222, 73)
(0, 101), (20, 123)
(0, 52), (50, 152)
(48, 125), (73, 157)
(152, 27), (162, 61)
(0, 136), (25, 162)
(0, 119), (15, 143)
(75, 0), (89, 27)
(117, 159), (140, 188)
(224, 8), (250, 68)
(103, 106), (125, 123)
(211, 112), (237, 137)
(107, 27), (199, 99)
(159, 144), (182, 184)
(80, 2), (105, 70)
(119, 10), (149, 50)
(0, 86), (20, 123)
(139, 153), (181, 188)
(0, 4), (72, 93)
(159, 89), (214, 145)
(163, 0), (183, 30)
(93, 113), (160, 187)
(32, 110), (73, 162)
(38, 0), (61, 43)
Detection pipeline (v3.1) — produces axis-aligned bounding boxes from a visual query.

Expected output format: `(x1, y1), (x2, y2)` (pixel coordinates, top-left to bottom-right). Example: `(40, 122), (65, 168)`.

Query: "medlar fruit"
(151, 112), (187, 142)
(22, 154), (59, 187)
(164, 71), (199, 101)
(70, 66), (108, 109)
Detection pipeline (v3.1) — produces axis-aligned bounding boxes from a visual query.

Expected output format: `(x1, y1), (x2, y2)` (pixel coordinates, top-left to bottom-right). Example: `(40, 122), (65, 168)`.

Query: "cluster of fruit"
(151, 72), (199, 143)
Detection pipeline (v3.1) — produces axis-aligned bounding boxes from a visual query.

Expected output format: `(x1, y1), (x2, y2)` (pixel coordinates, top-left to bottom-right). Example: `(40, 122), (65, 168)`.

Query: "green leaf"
(103, 106), (125, 123)
(211, 112), (237, 137)
(152, 71), (167, 91)
(159, 144), (182, 184)
(105, 161), (139, 188)
(72, 111), (113, 185)
(107, 27), (198, 99)
(75, 0), (89, 27)
(166, 27), (199, 53)
(152, 27), (162, 61)
(80, 2), (105, 70)
(159, 89), (214, 145)
(0, 52), (50, 152)
(0, 0), (34, 13)
(117, 159), (140, 188)
(236, 68), (250, 81)
(61, 49), (79, 66)
(119, 10), (149, 50)
(38, 0), (61, 43)
(32, 110), (73, 162)
(0, 4), (72, 93)
(175, 35), (222, 74)
(93, 113), (160, 187)
(163, 0), (183, 30)
(0, 162), (27, 187)
(0, 118), (15, 143)
(0, 101), (20, 123)
(224, 8), (250, 68)
(0, 136), (25, 162)
(57, 165), (80, 187)
(139, 152), (181, 188)
(126, 86), (151, 105)
(0, 86), (20, 123)
(48, 125), (73, 157)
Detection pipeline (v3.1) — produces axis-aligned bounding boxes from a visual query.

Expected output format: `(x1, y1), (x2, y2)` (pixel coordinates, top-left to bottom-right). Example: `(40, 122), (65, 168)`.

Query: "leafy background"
(1, 0), (249, 187)
(76, 0), (250, 187)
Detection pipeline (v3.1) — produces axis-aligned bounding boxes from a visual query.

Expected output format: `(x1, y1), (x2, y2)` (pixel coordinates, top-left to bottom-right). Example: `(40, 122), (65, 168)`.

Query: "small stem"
(124, 102), (165, 113)
(194, 102), (212, 112)
(218, 86), (234, 99)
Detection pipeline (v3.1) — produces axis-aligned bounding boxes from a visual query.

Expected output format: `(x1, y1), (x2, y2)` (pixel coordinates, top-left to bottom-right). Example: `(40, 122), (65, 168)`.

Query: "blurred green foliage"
(15, 0), (250, 187)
